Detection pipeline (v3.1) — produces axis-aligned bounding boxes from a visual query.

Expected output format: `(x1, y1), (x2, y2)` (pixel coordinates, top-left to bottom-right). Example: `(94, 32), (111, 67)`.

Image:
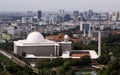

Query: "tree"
(0, 42), (13, 51)
(71, 59), (80, 66)
(51, 58), (64, 67)
(16, 66), (36, 75)
(36, 59), (50, 69)
(43, 61), (51, 68)
(15, 70), (30, 75)
(6, 64), (22, 74)
(97, 55), (109, 65)
(80, 56), (91, 66)
(110, 70), (118, 75)
(56, 66), (65, 75)
(39, 68), (52, 75)
(63, 60), (71, 70)
(66, 70), (75, 75)
(105, 60), (120, 75)
(0, 71), (10, 75)
(84, 73), (91, 75)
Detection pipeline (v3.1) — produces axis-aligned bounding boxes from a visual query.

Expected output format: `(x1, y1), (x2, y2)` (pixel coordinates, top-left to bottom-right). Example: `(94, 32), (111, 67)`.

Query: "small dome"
(64, 35), (69, 42)
(27, 32), (45, 42)
(64, 35), (69, 39)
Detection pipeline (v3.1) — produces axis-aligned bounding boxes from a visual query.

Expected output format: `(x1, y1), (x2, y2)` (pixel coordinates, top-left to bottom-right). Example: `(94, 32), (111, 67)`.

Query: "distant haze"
(0, 0), (120, 12)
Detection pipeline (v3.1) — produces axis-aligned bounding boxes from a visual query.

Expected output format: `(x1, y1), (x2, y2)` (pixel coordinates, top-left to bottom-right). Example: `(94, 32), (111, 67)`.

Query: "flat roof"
(71, 50), (99, 59)
(25, 50), (99, 59)
(14, 40), (59, 46)
(71, 54), (90, 57)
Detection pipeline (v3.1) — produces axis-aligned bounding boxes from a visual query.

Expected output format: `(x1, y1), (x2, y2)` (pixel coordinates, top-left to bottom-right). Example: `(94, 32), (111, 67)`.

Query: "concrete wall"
(59, 43), (71, 55)
(15, 46), (59, 56)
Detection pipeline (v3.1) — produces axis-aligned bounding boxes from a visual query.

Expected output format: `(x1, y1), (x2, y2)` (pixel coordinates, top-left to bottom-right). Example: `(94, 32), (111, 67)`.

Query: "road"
(0, 49), (39, 74)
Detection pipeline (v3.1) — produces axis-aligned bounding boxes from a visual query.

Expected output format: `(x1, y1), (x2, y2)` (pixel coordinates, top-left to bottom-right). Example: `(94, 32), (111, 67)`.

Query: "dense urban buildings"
(0, 9), (120, 75)
(0, 10), (120, 58)
(0, 10), (119, 43)
(0, 10), (120, 40)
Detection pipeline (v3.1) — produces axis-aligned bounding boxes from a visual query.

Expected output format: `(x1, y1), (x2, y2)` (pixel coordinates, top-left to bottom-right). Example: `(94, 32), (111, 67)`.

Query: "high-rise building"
(88, 9), (93, 19)
(116, 11), (120, 21)
(27, 11), (33, 17)
(80, 21), (90, 31)
(64, 14), (71, 21)
(21, 17), (33, 23)
(73, 11), (79, 21)
(55, 15), (62, 23)
(58, 10), (65, 22)
(59, 10), (65, 16)
(38, 10), (42, 19)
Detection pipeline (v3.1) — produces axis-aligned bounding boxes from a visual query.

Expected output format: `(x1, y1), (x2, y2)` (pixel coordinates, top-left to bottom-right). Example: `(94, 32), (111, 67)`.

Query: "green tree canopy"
(97, 55), (109, 65)
(66, 70), (75, 75)
(63, 60), (71, 70)
(105, 60), (120, 75)
(56, 66), (65, 75)
(80, 56), (91, 66)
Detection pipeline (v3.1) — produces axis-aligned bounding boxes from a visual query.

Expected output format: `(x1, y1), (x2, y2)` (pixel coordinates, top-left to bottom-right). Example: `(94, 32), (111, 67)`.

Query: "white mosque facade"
(14, 32), (71, 57)
(14, 31), (99, 60)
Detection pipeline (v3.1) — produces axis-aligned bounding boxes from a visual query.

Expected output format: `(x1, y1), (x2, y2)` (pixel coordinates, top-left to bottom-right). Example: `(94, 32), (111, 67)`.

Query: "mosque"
(14, 31), (98, 60)
(14, 31), (71, 57)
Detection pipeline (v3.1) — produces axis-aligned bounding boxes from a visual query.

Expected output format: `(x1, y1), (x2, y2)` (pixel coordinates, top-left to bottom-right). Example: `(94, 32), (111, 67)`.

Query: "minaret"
(98, 31), (101, 56)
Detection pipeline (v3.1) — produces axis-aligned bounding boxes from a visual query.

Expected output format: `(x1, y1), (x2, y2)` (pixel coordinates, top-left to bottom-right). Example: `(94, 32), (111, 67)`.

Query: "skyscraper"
(59, 10), (65, 17)
(64, 14), (71, 21)
(38, 10), (42, 19)
(88, 9), (93, 19)
(59, 10), (65, 22)
(116, 11), (120, 21)
(27, 11), (33, 17)
(73, 11), (79, 21)
(80, 21), (90, 31)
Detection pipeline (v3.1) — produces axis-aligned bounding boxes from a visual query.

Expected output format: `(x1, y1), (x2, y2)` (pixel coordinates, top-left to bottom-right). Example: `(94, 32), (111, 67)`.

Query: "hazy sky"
(0, 0), (120, 11)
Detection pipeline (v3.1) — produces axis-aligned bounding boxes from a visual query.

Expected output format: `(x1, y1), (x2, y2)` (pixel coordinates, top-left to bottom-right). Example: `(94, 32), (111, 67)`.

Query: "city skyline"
(0, 0), (120, 12)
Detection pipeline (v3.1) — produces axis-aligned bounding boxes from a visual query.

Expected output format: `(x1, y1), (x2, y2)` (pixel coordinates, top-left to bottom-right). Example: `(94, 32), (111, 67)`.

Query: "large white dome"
(27, 32), (45, 42)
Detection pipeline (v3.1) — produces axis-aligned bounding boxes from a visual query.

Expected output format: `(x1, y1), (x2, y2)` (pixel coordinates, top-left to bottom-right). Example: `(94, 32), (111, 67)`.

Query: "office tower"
(59, 10), (65, 16)
(22, 17), (32, 23)
(116, 11), (120, 21)
(84, 11), (88, 18)
(73, 11), (79, 21)
(38, 10), (42, 19)
(27, 11), (33, 17)
(59, 10), (65, 22)
(88, 9), (93, 19)
(53, 14), (62, 23)
(108, 12), (113, 21)
(64, 14), (71, 21)
(32, 16), (38, 22)
(111, 12), (117, 21)
(80, 21), (90, 31)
